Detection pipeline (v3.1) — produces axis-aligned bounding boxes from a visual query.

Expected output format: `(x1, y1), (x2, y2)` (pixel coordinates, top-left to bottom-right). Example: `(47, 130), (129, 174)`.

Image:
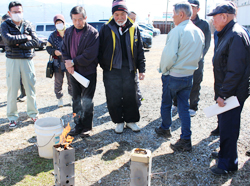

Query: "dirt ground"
(0, 34), (250, 186)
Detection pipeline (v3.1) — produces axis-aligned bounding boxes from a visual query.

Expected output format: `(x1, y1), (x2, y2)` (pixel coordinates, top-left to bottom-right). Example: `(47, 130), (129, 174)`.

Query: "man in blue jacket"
(99, 0), (146, 134)
(207, 2), (250, 175)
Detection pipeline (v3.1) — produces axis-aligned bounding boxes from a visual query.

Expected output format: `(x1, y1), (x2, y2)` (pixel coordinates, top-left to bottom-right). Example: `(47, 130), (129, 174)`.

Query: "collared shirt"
(159, 20), (204, 76)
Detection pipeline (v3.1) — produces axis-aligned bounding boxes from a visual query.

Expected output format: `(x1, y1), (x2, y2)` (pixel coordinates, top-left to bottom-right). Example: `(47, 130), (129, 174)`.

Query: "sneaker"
(80, 130), (91, 138)
(211, 151), (219, 159)
(58, 98), (63, 107)
(155, 127), (172, 138)
(170, 138), (192, 151)
(115, 123), (125, 134)
(9, 120), (17, 129)
(210, 167), (230, 175)
(246, 150), (250, 157)
(68, 128), (82, 136)
(189, 109), (196, 117)
(31, 117), (38, 123)
(17, 94), (27, 102)
(171, 105), (177, 112)
(210, 127), (220, 136)
(126, 123), (140, 132)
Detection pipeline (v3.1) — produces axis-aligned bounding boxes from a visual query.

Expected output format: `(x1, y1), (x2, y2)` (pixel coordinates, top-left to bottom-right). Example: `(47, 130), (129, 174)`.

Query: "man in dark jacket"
(1, 1), (39, 128)
(62, 6), (99, 137)
(207, 2), (250, 175)
(99, 0), (146, 134)
(173, 0), (211, 116)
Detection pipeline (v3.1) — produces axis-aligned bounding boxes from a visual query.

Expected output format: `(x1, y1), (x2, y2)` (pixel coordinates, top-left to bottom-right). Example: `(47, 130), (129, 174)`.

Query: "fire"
(59, 123), (74, 148)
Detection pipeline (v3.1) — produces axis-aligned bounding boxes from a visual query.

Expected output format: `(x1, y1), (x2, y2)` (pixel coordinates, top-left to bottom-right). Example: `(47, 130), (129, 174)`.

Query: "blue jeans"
(161, 75), (193, 139)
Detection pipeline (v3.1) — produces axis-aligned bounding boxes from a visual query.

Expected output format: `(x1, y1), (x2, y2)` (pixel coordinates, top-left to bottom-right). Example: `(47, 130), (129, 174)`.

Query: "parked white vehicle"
(35, 22), (55, 38)
(34, 22), (71, 38)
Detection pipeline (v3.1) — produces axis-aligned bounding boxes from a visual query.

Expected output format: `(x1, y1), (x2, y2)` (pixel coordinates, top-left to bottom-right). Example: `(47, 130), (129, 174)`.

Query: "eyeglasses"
(11, 11), (22, 14)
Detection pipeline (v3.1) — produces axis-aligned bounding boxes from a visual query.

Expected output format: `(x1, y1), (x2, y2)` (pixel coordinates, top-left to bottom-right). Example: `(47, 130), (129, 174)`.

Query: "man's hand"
(217, 97), (226, 107)
(67, 66), (74, 74)
(65, 59), (73, 69)
(139, 73), (145, 80)
(65, 59), (74, 74)
(55, 50), (62, 56)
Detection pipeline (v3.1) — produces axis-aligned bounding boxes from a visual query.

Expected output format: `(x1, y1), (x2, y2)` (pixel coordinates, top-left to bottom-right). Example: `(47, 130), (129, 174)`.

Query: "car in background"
(146, 24), (161, 35)
(36, 34), (48, 50)
(35, 22), (71, 38)
(88, 21), (106, 32)
(139, 23), (159, 37)
(88, 21), (152, 49)
(138, 26), (152, 49)
(35, 22), (55, 38)
(140, 31), (152, 49)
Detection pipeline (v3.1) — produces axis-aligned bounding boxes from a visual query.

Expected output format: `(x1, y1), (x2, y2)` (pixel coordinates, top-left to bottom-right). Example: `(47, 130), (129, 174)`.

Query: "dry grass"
(0, 35), (250, 186)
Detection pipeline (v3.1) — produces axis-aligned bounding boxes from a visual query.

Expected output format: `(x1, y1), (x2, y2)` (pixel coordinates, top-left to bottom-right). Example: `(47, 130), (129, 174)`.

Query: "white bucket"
(34, 117), (64, 159)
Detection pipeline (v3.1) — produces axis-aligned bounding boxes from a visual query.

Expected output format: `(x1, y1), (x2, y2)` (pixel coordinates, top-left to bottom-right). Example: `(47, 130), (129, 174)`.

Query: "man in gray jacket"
(155, 2), (204, 151)
(172, 0), (211, 116)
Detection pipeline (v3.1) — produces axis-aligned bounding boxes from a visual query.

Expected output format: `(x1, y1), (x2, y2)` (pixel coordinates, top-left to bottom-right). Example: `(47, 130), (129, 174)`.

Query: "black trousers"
(173, 60), (204, 111)
(20, 77), (26, 97)
(217, 101), (244, 171)
(70, 73), (96, 132)
(103, 67), (140, 123)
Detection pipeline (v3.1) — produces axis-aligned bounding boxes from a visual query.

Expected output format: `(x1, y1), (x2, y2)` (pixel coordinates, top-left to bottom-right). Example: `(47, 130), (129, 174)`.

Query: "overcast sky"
(0, 0), (227, 24)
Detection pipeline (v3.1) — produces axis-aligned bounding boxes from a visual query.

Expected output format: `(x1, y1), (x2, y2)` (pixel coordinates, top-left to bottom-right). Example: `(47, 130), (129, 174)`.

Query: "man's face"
(72, 13), (87, 29)
(212, 13), (226, 32)
(129, 13), (136, 22)
(191, 6), (200, 20)
(8, 6), (23, 20)
(113, 11), (127, 25)
(172, 10), (181, 26)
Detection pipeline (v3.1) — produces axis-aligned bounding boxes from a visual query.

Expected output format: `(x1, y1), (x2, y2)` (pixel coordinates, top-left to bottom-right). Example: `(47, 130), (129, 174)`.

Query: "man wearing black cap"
(172, 0), (211, 117)
(207, 2), (250, 175)
(99, 0), (146, 134)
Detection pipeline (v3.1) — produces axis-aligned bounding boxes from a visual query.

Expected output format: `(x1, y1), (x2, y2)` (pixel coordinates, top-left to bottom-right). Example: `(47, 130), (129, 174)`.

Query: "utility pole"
(165, 0), (169, 34)
(205, 0), (207, 20)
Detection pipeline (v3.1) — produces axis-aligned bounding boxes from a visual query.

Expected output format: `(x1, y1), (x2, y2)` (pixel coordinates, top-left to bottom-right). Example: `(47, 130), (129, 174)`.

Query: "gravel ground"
(0, 34), (250, 186)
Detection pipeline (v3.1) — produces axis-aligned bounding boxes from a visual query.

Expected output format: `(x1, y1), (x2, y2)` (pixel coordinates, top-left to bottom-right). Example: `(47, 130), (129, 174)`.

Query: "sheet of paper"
(203, 96), (240, 118)
(72, 71), (90, 88)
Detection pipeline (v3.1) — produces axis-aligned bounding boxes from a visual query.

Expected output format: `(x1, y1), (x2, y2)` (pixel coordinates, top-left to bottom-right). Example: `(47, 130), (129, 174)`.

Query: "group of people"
(1, 0), (250, 176)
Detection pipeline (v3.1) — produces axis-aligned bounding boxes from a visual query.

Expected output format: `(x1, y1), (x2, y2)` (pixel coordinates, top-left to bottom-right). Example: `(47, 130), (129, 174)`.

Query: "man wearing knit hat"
(99, 0), (146, 134)
(207, 2), (250, 175)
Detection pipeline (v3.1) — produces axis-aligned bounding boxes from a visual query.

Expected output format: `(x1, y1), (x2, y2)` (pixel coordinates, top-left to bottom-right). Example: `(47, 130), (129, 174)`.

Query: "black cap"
(207, 2), (236, 16)
(188, 0), (199, 7)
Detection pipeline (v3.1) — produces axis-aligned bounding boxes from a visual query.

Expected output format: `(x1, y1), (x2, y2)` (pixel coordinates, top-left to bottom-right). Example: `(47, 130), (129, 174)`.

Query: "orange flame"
(59, 123), (74, 148)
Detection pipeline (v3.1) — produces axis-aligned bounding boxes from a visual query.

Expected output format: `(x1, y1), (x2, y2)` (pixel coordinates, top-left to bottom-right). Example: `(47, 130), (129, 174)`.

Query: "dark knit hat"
(112, 0), (128, 14)
(53, 14), (65, 24)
